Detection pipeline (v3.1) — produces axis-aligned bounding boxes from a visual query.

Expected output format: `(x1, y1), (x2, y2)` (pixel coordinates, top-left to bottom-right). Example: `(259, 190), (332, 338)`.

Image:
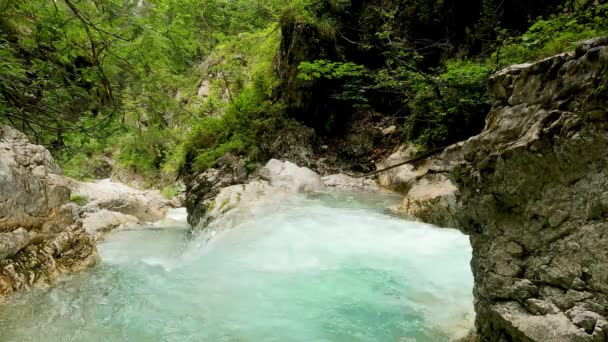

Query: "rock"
(0, 125), (98, 300)
(398, 174), (460, 227)
(185, 153), (250, 228)
(203, 180), (272, 227)
(375, 145), (418, 194)
(526, 298), (560, 315)
(567, 308), (603, 334)
(381, 125), (397, 135)
(80, 209), (139, 240)
(395, 37), (608, 341)
(260, 159), (323, 192)
(321, 174), (379, 192)
(0, 126), (70, 231)
(0, 228), (31, 260)
(70, 179), (171, 223)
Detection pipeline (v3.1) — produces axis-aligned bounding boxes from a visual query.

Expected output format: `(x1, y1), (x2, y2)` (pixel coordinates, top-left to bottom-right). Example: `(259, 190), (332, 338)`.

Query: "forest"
(1, 0), (607, 191)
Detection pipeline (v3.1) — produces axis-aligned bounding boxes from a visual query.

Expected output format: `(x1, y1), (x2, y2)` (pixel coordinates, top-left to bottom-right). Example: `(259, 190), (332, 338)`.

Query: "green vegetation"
(2, 0), (607, 182)
(69, 194), (88, 206)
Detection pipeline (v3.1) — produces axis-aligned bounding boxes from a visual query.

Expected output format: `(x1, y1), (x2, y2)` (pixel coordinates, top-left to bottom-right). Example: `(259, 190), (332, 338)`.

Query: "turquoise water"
(0, 193), (474, 341)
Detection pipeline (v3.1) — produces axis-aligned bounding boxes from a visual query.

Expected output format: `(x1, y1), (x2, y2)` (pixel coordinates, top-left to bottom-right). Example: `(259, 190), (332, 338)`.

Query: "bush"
(496, 3), (608, 65)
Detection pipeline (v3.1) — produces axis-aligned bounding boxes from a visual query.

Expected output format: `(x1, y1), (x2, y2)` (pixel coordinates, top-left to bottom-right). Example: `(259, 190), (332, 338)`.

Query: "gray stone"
(0, 125), (98, 300)
(260, 159), (323, 192)
(391, 37), (608, 341)
(321, 174), (379, 192)
(381, 125), (397, 135)
(526, 298), (560, 315)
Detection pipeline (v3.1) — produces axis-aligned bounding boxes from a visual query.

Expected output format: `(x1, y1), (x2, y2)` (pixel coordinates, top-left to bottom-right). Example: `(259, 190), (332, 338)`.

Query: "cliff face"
(0, 126), (97, 299)
(418, 37), (608, 341)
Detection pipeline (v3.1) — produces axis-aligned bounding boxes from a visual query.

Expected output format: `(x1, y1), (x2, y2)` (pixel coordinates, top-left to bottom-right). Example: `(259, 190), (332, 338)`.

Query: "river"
(0, 191), (474, 341)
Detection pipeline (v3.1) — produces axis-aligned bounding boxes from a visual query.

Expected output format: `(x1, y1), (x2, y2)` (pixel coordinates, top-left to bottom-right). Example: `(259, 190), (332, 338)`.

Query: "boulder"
(71, 179), (171, 223)
(375, 145), (418, 194)
(405, 37), (608, 341)
(80, 209), (139, 241)
(397, 174), (459, 227)
(0, 125), (97, 300)
(260, 159), (323, 192)
(0, 126), (70, 231)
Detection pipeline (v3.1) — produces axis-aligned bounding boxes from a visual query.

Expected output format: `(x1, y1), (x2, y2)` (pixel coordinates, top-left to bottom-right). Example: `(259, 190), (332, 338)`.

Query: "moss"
(220, 198), (230, 210)
(69, 195), (88, 206)
(160, 186), (180, 199)
(207, 200), (216, 212)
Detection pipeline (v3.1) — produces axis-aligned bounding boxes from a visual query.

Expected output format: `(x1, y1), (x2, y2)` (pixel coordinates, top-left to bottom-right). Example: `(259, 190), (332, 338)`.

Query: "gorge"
(1, 1), (608, 341)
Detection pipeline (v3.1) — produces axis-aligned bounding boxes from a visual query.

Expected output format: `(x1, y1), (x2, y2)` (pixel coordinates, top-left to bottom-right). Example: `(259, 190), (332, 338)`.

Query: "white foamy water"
(0, 192), (474, 341)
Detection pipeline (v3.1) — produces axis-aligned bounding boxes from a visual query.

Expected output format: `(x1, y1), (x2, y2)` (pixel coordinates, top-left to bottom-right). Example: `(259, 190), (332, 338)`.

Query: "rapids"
(0, 192), (474, 341)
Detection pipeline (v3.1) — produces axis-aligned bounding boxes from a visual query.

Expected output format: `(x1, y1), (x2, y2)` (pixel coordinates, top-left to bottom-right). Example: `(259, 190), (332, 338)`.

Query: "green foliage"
(183, 85), (291, 172)
(496, 3), (608, 65)
(160, 186), (180, 199)
(116, 128), (172, 180)
(70, 195), (88, 206)
(405, 60), (493, 148)
(297, 60), (366, 81)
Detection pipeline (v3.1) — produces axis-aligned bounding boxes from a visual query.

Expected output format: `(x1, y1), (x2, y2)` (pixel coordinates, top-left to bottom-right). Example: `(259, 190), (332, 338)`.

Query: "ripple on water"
(0, 192), (474, 342)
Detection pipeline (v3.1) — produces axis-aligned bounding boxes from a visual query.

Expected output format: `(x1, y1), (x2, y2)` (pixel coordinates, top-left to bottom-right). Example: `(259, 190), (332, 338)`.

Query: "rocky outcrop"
(0, 126), (97, 300)
(70, 178), (172, 223)
(188, 159), (324, 229)
(395, 37), (608, 341)
(0, 126), (71, 231)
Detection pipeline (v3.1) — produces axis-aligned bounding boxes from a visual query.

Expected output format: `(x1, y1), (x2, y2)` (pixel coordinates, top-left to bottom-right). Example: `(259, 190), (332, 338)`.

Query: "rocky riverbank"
(0, 125), (176, 300)
(380, 37), (608, 341)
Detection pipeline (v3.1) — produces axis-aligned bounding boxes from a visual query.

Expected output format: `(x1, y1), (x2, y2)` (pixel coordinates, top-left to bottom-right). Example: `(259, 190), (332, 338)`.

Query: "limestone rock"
(260, 159), (323, 192)
(321, 174), (379, 192)
(394, 37), (608, 341)
(375, 145), (418, 194)
(0, 228), (31, 260)
(398, 174), (460, 227)
(0, 125), (98, 301)
(0, 126), (70, 231)
(71, 179), (171, 223)
(80, 209), (139, 241)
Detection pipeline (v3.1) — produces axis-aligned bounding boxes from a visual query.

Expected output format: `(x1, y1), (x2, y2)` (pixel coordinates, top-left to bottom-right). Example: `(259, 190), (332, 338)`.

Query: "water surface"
(0, 192), (474, 341)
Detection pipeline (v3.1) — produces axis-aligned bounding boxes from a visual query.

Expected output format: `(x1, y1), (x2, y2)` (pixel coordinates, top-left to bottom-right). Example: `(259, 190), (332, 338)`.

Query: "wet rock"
(80, 209), (139, 241)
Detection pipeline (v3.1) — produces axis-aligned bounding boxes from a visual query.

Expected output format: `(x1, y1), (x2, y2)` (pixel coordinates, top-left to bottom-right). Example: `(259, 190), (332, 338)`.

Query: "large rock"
(188, 159), (325, 229)
(0, 125), (97, 300)
(321, 173), (380, 192)
(259, 159), (323, 192)
(409, 37), (608, 341)
(71, 179), (171, 223)
(185, 153), (250, 227)
(0, 126), (70, 231)
(397, 173), (460, 227)
(375, 145), (418, 194)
